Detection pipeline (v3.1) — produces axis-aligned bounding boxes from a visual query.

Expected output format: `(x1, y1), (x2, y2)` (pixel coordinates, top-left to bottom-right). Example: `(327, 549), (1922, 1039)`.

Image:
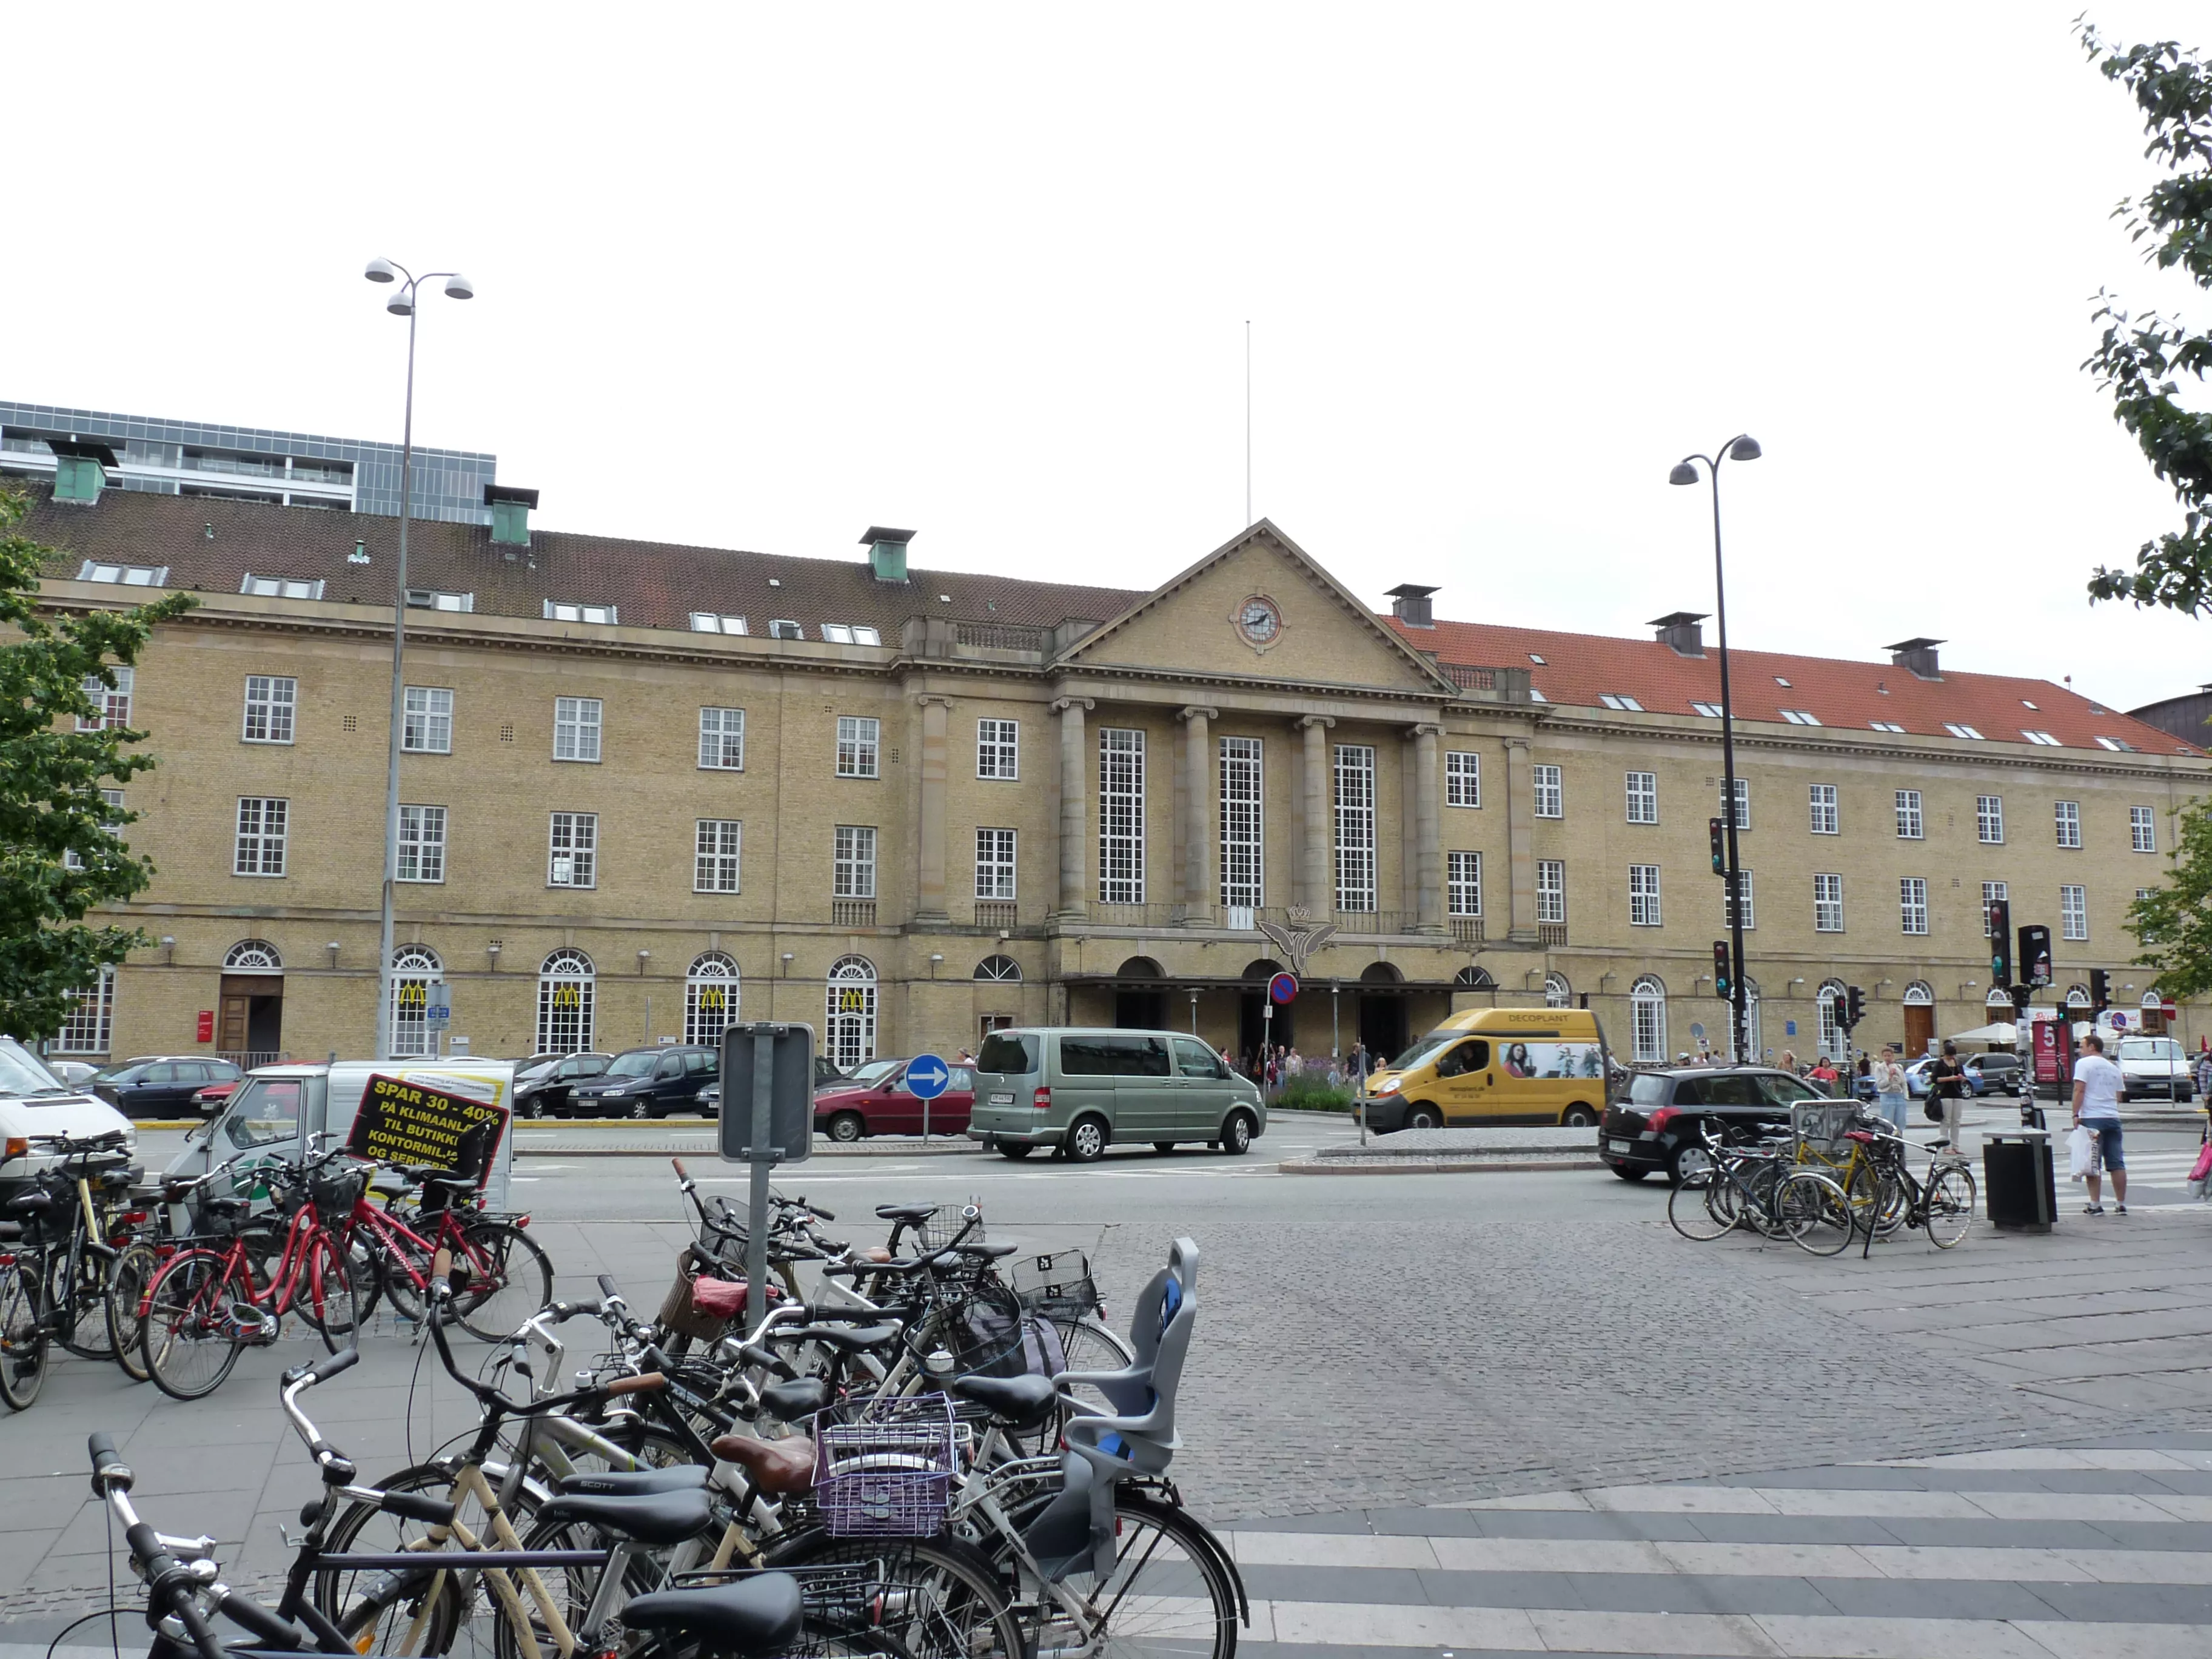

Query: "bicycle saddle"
(875, 1203), (935, 1223)
(5, 1191), (52, 1213)
(621, 1572), (805, 1656)
(710, 1432), (817, 1494)
(534, 1485), (715, 1546)
(553, 1464), (708, 1498)
(948, 1372), (1059, 1430)
(757, 1376), (832, 1423)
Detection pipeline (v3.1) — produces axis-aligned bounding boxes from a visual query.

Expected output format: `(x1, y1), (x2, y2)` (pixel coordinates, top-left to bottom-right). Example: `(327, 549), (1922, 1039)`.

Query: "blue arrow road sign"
(905, 1053), (951, 1099)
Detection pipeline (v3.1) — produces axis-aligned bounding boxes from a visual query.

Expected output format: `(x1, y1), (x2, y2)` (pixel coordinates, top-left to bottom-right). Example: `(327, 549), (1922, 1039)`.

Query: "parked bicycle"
(1667, 1123), (1854, 1256)
(0, 1129), (142, 1409)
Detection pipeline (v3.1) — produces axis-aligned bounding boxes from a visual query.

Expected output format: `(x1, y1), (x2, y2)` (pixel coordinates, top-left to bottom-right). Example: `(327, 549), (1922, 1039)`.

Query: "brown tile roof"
(1388, 616), (2199, 757)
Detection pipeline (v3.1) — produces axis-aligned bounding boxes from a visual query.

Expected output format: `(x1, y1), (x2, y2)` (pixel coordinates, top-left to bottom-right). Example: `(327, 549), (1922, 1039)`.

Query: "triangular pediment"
(1061, 521), (1456, 694)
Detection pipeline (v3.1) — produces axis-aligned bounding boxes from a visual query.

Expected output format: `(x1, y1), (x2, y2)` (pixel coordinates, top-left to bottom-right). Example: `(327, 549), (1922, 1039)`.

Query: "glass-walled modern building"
(0, 401), (497, 524)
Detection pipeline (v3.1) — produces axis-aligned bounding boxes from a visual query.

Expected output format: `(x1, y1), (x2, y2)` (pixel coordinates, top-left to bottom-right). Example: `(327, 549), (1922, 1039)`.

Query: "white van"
(0, 1036), (137, 1195)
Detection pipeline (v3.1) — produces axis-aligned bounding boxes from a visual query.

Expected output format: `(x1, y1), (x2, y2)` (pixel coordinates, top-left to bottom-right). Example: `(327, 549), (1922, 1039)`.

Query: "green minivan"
(967, 1027), (1267, 1162)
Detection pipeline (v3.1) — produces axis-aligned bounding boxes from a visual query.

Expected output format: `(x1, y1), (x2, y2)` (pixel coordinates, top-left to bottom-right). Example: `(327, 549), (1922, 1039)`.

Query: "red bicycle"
(333, 1161), (553, 1341)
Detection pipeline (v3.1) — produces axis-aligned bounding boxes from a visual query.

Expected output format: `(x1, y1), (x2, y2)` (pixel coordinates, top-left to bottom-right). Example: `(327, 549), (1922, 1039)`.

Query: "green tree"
(2130, 801), (2212, 999)
(2080, 23), (2212, 613)
(0, 485), (194, 1041)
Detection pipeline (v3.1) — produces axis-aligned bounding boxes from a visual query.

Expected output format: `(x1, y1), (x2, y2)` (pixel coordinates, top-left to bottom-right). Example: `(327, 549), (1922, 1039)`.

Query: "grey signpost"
(719, 1022), (816, 1327)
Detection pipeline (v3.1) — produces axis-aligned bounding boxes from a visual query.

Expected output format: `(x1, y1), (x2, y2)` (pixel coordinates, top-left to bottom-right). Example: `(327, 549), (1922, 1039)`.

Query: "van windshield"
(0, 1038), (65, 1095)
(1389, 1031), (1460, 1071)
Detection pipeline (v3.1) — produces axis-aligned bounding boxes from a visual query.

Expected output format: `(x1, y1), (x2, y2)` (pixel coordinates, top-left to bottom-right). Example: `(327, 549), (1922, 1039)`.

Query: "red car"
(813, 1058), (975, 1141)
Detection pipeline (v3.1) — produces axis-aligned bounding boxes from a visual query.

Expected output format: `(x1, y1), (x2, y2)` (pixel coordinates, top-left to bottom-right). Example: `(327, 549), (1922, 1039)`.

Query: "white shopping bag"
(2067, 1123), (2096, 1181)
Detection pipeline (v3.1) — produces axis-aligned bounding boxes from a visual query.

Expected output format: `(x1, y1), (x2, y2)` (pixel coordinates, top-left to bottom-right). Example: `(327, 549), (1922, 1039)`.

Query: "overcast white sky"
(9, 2), (2208, 707)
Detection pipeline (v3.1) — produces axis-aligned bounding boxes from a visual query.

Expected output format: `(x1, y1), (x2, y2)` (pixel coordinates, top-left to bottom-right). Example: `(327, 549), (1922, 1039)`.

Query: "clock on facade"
(1235, 595), (1282, 649)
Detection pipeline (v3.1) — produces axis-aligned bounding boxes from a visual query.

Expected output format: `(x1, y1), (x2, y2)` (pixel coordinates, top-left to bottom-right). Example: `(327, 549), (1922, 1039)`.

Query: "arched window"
(1360, 961), (1403, 984)
(825, 955), (877, 1071)
(1241, 959), (1285, 981)
(1118, 956), (1164, 980)
(974, 955), (1022, 982)
(224, 939), (283, 973)
(1544, 971), (1571, 1010)
(389, 945), (442, 1058)
(1630, 975), (1667, 1063)
(1817, 980), (1848, 1062)
(686, 953), (739, 1046)
(1453, 965), (1495, 989)
(1986, 986), (2014, 1010)
(2065, 984), (2092, 1010)
(538, 949), (595, 1055)
(1902, 980), (1934, 1006)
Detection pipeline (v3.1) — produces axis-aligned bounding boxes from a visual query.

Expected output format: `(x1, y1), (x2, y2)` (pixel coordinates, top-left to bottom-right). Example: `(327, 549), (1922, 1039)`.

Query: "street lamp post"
(1670, 434), (1762, 1064)
(364, 258), (474, 1062)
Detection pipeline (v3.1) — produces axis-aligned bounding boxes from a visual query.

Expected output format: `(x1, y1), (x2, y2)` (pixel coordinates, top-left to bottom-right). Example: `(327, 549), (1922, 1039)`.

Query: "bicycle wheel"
(993, 1491), (1238, 1659)
(0, 1255), (49, 1410)
(1922, 1163), (1978, 1250)
(142, 1248), (246, 1401)
(492, 1507), (668, 1659)
(50, 1242), (117, 1361)
(1775, 1171), (1854, 1257)
(767, 1529), (1028, 1659)
(290, 1231), (363, 1350)
(106, 1240), (162, 1382)
(1843, 1162), (1906, 1239)
(1667, 1173), (1734, 1242)
(317, 1460), (519, 1655)
(453, 1221), (555, 1342)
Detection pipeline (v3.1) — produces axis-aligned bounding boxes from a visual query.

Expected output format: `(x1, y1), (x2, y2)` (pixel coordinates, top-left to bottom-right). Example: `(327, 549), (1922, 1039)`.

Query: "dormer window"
(406, 589), (473, 612)
(1597, 694), (1643, 711)
(819, 623), (883, 646)
(545, 600), (617, 625)
(1690, 701), (1723, 717)
(2022, 729), (2060, 746)
(241, 574), (326, 600)
(1943, 722), (1985, 740)
(1869, 720), (1905, 733)
(1780, 709), (1821, 726)
(768, 619), (803, 640)
(2094, 736), (2136, 752)
(78, 561), (168, 586)
(691, 613), (748, 635)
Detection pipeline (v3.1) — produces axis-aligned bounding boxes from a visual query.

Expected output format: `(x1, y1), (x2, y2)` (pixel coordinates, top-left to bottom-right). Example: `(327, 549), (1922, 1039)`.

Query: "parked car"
(192, 1077), (244, 1114)
(90, 1056), (245, 1119)
(699, 1053), (852, 1116)
(566, 1045), (720, 1118)
(967, 1027), (1267, 1162)
(814, 1059), (977, 1142)
(0, 1036), (136, 1197)
(44, 1058), (99, 1088)
(1962, 1052), (2023, 1096)
(514, 1051), (614, 1118)
(2116, 1036), (2195, 1101)
(1600, 1065), (1829, 1185)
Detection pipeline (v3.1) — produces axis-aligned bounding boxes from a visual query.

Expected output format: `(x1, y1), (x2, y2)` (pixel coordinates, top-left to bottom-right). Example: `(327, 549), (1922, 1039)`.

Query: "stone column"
(1178, 706), (1218, 926)
(913, 695), (951, 923)
(1504, 735), (1537, 942)
(1412, 723), (1445, 934)
(1054, 697), (1094, 920)
(1300, 716), (1334, 914)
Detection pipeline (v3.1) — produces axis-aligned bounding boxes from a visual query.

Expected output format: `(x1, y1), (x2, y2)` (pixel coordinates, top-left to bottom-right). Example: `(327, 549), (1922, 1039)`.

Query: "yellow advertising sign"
(345, 1072), (510, 1181)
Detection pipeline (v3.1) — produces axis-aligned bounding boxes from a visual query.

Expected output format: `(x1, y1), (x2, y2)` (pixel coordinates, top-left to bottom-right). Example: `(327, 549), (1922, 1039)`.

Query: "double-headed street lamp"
(1670, 434), (1761, 1064)
(364, 258), (475, 1062)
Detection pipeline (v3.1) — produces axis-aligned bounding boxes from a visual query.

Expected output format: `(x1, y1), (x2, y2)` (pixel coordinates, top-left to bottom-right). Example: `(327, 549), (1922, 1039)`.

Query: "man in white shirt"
(2073, 1032), (2128, 1216)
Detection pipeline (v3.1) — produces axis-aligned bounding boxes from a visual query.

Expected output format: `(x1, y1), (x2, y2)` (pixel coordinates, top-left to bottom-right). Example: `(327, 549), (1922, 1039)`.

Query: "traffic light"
(2019, 923), (2054, 988)
(2090, 968), (2111, 1011)
(1845, 985), (1866, 1029)
(1709, 817), (1726, 876)
(1712, 940), (1732, 999)
(1988, 898), (2012, 987)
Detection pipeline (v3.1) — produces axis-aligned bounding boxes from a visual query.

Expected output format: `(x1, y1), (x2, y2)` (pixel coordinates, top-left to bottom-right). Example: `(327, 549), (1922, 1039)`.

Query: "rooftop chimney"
(1885, 636), (1944, 680)
(1387, 583), (1438, 627)
(46, 438), (118, 505)
(485, 484), (539, 547)
(1648, 610), (1709, 657)
(861, 525), (915, 584)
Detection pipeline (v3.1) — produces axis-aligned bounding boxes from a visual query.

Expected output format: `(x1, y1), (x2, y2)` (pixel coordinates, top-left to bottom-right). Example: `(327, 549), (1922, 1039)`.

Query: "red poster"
(196, 1010), (215, 1043)
(2031, 1017), (2071, 1086)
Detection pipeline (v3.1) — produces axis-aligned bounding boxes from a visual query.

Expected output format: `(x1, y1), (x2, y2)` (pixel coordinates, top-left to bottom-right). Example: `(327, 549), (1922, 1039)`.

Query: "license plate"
(990, 1093), (1014, 1105)
(1607, 1138), (1634, 1154)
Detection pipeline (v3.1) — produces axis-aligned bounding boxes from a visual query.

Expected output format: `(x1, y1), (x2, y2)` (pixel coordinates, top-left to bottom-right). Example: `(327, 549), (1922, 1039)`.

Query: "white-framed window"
(1780, 709), (1821, 726)
(403, 686), (453, 754)
(768, 620), (803, 640)
(699, 706), (745, 770)
(1721, 778), (1750, 830)
(1808, 783), (1838, 835)
(548, 813), (597, 887)
(1628, 863), (1663, 927)
(1817, 981), (1848, 1063)
(685, 953), (739, 1045)
(1900, 876), (1929, 935)
(1444, 750), (1480, 807)
(64, 787), (126, 871)
(2095, 736), (2137, 752)
(836, 716), (880, 778)
(1532, 763), (1563, 819)
(825, 956), (878, 1070)
(2055, 800), (2081, 848)
(54, 967), (116, 1054)
(545, 600), (617, 625)
(977, 719), (1019, 779)
(2022, 729), (2061, 746)
(223, 940), (281, 971)
(389, 945), (442, 1058)
(2137, 886), (2156, 905)
(974, 828), (1017, 900)
(1447, 850), (1482, 916)
(1334, 744), (1377, 913)
(2131, 805), (2156, 853)
(1598, 693), (1645, 712)
(1630, 975), (1666, 1062)
(2061, 884), (2088, 941)
(1944, 722), (1985, 740)
(1895, 788), (1923, 839)
(819, 623), (882, 646)
(690, 613), (748, 635)
(1983, 880), (2008, 936)
(1725, 868), (1755, 931)
(1976, 794), (2003, 844)
(1219, 736), (1263, 911)
(1624, 771), (1658, 824)
(695, 819), (742, 893)
(1544, 971), (1572, 1009)
(241, 574), (324, 600)
(1869, 720), (1906, 734)
(78, 666), (133, 731)
(1098, 728), (1145, 904)
(1691, 700), (1724, 717)
(554, 697), (602, 763)
(1814, 872), (1844, 933)
(242, 675), (297, 744)
(834, 825), (877, 899)
(397, 805), (446, 883)
(406, 588), (473, 612)
(77, 561), (167, 587)
(233, 797), (287, 876)
(975, 954), (1022, 982)
(537, 949), (594, 1053)
(1536, 859), (1566, 924)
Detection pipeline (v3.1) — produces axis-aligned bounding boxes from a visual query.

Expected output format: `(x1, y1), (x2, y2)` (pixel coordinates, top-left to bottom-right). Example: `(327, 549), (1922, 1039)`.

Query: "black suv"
(566, 1045), (720, 1118)
(90, 1056), (244, 1119)
(514, 1052), (613, 1118)
(1601, 1065), (1830, 1185)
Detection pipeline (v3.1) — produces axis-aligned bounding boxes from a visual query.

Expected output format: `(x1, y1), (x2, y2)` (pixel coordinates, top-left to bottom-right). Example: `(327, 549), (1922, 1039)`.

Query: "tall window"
(1628, 863), (1663, 927)
(397, 805), (446, 882)
(1725, 870), (1755, 931)
(243, 675), (297, 744)
(1447, 850), (1481, 916)
(1818, 982), (1847, 1063)
(65, 788), (126, 871)
(1720, 777), (1749, 831)
(234, 797), (288, 876)
(554, 697), (602, 762)
(1098, 728), (1145, 904)
(2061, 884), (2088, 940)
(1536, 859), (1566, 924)
(1895, 789), (1923, 839)
(1333, 744), (1377, 912)
(2054, 800), (2081, 848)
(389, 946), (441, 1059)
(1813, 872), (1844, 932)
(825, 956), (877, 1070)
(974, 828), (1016, 900)
(1445, 750), (1480, 808)
(55, 967), (115, 1054)
(834, 825), (877, 899)
(1900, 876), (1929, 935)
(548, 813), (597, 887)
(1976, 794), (2003, 844)
(1624, 772), (1658, 824)
(685, 953), (739, 1046)
(698, 707), (745, 769)
(1983, 879), (2008, 936)
(1532, 763), (1563, 819)
(1629, 975), (1666, 1062)
(78, 667), (132, 731)
(1218, 737), (1264, 911)
(1808, 784), (1838, 835)
(403, 687), (453, 754)
(537, 950), (594, 1054)
(2131, 805), (2156, 853)
(1544, 971), (1571, 1009)
(977, 719), (1019, 779)
(695, 819), (742, 893)
(836, 716), (880, 778)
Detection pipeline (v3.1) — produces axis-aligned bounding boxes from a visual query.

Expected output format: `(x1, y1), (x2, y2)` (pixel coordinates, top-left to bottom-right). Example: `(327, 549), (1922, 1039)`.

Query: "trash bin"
(1983, 1131), (2055, 1232)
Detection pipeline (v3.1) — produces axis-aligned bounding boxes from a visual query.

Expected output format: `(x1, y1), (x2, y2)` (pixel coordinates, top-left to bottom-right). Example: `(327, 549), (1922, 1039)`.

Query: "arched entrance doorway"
(220, 939), (284, 1061)
(1359, 962), (1407, 1063)
(1238, 959), (1288, 1063)
(1113, 957), (1166, 1031)
(1902, 981), (1935, 1058)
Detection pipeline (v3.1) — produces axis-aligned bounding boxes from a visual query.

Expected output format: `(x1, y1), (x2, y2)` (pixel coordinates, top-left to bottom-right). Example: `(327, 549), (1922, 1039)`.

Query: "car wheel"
(1562, 1104), (1599, 1128)
(1065, 1116), (1108, 1163)
(999, 1142), (1036, 1160)
(1221, 1111), (1255, 1156)
(629, 1100), (651, 1120)
(1611, 1165), (1651, 1182)
(1405, 1104), (1442, 1131)
(827, 1112), (865, 1144)
(1668, 1140), (1714, 1188)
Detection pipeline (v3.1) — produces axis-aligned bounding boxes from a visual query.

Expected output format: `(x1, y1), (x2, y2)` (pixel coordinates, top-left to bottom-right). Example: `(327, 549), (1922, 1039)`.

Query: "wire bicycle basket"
(908, 1205), (983, 1252)
(1011, 1248), (1101, 1320)
(813, 1394), (957, 1538)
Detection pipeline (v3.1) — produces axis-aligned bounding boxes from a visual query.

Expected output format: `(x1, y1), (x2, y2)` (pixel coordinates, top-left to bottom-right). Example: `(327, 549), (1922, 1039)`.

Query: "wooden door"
(219, 996), (251, 1053)
(1903, 1004), (1934, 1059)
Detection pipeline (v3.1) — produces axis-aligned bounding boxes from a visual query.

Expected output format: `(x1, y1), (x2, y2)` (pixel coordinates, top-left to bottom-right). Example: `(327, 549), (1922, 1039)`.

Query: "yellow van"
(1361, 1007), (1610, 1131)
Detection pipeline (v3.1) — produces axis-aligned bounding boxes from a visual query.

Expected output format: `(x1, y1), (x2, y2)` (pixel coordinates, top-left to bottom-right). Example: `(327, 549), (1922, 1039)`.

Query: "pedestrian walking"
(2073, 1031), (2129, 1216)
(2194, 1042), (2211, 1103)
(1871, 1045), (1910, 1133)
(1928, 1040), (1968, 1127)
(1779, 1049), (1797, 1076)
(1287, 1047), (1305, 1079)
